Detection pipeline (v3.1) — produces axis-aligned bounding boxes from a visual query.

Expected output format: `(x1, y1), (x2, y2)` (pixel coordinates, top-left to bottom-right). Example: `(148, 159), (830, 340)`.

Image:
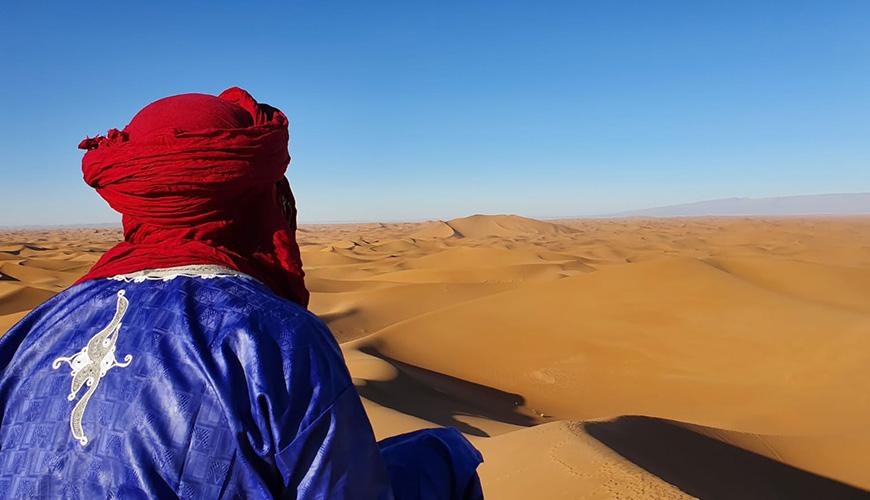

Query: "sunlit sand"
(3, 215), (869, 498)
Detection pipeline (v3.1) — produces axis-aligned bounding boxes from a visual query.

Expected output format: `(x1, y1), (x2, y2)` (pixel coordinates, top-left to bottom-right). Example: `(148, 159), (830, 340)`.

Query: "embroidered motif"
(52, 290), (133, 446)
(107, 264), (251, 283)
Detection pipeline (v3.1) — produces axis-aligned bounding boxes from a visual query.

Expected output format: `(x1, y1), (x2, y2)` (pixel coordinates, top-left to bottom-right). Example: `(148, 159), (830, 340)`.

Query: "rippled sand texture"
(3, 216), (870, 499)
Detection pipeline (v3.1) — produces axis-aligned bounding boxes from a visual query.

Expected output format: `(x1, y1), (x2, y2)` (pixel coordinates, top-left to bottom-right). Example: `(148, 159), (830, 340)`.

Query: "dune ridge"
(2, 216), (870, 498)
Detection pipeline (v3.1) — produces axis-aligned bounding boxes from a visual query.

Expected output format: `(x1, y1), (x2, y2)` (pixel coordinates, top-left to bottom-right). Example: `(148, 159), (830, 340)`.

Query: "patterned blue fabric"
(0, 275), (483, 499)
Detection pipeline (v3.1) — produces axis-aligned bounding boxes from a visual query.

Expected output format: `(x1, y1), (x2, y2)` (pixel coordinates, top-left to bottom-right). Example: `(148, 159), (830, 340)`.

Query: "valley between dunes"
(2, 215), (870, 499)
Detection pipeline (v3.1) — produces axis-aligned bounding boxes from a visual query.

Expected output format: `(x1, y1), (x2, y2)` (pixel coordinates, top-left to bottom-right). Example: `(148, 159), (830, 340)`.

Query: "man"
(0, 88), (483, 499)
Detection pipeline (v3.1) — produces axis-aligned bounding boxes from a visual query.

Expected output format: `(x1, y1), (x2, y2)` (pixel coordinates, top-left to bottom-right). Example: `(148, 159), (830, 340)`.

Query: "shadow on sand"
(355, 347), (536, 437)
(354, 349), (866, 497)
(585, 416), (869, 500)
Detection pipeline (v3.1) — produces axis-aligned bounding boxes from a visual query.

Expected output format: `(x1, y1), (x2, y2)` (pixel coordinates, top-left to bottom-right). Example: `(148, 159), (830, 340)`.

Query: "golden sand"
(3, 216), (869, 498)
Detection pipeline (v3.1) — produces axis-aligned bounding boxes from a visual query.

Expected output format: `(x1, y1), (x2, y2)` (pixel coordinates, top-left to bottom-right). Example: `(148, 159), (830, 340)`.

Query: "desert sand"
(2, 216), (870, 499)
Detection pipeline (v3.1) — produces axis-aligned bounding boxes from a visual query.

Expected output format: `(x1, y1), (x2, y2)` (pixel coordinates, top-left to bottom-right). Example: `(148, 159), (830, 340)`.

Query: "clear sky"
(2, 1), (869, 225)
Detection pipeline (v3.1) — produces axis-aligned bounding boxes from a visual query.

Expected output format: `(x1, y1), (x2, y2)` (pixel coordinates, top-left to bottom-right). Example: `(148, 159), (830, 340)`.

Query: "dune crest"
(445, 214), (576, 239)
(409, 220), (459, 239)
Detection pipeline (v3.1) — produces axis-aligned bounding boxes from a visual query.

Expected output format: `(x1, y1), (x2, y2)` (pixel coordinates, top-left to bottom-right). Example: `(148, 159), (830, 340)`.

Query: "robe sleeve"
(246, 307), (394, 499)
(275, 385), (394, 499)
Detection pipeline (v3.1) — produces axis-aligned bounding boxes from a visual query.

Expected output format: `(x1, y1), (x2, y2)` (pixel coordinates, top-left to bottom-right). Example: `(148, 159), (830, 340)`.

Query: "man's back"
(0, 267), (390, 498)
(0, 87), (483, 499)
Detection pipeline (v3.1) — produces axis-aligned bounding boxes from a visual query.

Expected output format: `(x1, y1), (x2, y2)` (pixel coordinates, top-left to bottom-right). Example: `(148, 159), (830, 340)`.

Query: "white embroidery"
(107, 264), (251, 283)
(52, 290), (133, 446)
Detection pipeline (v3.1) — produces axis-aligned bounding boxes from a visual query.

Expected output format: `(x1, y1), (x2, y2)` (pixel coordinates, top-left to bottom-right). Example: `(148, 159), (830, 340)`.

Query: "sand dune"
(410, 220), (459, 240)
(2, 216), (869, 498)
(447, 214), (577, 239)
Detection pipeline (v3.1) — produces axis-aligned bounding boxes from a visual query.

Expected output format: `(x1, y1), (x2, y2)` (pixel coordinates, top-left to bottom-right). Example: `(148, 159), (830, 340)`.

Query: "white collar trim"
(107, 265), (252, 283)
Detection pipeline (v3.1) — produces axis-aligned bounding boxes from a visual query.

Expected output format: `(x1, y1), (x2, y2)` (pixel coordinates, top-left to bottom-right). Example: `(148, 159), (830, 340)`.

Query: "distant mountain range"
(614, 193), (870, 217)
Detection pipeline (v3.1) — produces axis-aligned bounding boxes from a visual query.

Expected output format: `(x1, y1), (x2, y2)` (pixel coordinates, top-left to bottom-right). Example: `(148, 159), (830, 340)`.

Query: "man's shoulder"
(23, 275), (336, 359)
(193, 276), (337, 353)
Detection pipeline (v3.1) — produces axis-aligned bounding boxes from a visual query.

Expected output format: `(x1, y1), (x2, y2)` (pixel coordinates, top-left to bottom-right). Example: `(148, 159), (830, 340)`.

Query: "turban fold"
(77, 87), (309, 307)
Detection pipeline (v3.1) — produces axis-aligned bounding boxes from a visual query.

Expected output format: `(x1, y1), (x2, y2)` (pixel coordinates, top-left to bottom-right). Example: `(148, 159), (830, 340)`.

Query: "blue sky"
(2, 1), (869, 225)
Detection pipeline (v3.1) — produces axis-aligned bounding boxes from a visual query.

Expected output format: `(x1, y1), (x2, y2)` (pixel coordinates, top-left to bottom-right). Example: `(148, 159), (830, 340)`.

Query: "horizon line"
(2, 191), (869, 230)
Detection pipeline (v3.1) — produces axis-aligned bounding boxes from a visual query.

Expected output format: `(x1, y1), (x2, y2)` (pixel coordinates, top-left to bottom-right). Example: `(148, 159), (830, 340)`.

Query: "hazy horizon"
(2, 191), (869, 229)
(3, 2), (870, 226)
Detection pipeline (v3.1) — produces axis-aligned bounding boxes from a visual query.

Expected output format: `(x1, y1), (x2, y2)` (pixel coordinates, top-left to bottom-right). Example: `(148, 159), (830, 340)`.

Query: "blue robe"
(0, 270), (483, 499)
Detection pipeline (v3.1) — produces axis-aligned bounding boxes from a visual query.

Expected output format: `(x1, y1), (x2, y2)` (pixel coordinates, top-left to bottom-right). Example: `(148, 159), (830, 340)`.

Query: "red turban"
(77, 87), (309, 307)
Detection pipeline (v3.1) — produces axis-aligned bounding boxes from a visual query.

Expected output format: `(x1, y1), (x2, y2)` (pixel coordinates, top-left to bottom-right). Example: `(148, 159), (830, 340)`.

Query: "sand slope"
(2, 216), (870, 498)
